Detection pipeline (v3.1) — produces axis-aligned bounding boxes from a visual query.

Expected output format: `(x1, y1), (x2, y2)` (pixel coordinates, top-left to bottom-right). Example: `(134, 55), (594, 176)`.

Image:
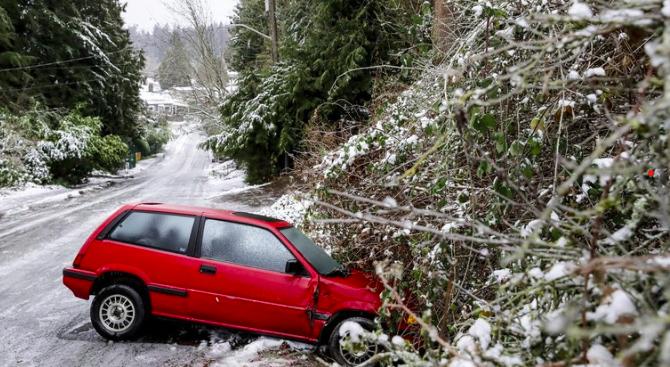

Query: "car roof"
(127, 202), (293, 229)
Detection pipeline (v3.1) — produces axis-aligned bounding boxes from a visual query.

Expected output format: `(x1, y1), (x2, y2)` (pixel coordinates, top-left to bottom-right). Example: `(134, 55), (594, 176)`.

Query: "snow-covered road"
(0, 121), (316, 367)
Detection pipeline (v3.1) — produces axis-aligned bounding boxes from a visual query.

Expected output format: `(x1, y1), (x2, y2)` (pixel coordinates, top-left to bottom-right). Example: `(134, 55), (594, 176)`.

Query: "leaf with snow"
(568, 2), (593, 18)
(587, 289), (638, 324)
(468, 319), (492, 350)
(339, 321), (367, 343)
(602, 225), (633, 245)
(544, 262), (576, 281)
(584, 67), (606, 78)
(587, 344), (616, 365)
(492, 268), (512, 283)
(521, 219), (544, 237)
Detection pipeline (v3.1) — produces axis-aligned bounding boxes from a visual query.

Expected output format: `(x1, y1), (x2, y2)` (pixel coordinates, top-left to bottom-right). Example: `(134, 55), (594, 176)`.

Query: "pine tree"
(206, 0), (431, 183)
(0, 0), (145, 138)
(0, 3), (32, 108)
(158, 30), (192, 89)
(227, 0), (270, 74)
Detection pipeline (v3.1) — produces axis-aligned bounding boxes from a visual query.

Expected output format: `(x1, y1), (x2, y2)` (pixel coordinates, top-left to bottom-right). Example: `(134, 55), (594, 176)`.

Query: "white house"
(140, 79), (189, 116)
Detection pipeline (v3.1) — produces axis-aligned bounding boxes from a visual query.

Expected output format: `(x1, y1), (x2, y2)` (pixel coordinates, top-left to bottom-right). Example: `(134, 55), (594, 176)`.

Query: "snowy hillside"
(262, 0), (670, 365)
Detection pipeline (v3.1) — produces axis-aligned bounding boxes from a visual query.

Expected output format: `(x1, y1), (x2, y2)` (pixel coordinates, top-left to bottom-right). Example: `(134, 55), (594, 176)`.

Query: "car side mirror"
(285, 259), (304, 276)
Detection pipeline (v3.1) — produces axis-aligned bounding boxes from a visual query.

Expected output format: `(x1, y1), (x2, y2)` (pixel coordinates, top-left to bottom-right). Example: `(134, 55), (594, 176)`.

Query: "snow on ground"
(0, 119), (320, 367)
(122, 151), (164, 177)
(0, 183), (72, 214)
(206, 160), (270, 199)
(0, 147), (163, 217)
(205, 337), (312, 367)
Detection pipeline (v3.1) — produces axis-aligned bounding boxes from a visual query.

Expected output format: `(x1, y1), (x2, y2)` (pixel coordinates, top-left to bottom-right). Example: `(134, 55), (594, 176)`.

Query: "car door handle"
(200, 264), (217, 275)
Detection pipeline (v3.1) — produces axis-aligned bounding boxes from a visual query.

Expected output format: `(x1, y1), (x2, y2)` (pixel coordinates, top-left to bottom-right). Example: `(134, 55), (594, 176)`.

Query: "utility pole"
(266, 0), (279, 63)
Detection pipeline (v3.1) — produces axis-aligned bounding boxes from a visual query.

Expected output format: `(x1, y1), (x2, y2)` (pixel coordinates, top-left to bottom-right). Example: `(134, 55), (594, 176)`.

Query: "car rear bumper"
(62, 268), (96, 300)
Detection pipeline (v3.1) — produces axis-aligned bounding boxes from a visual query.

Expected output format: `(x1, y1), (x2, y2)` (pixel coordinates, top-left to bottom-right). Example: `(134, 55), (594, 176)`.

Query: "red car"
(63, 203), (382, 365)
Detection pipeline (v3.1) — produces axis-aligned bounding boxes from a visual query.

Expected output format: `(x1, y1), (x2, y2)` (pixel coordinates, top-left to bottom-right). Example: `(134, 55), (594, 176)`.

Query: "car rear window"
(108, 211), (195, 254)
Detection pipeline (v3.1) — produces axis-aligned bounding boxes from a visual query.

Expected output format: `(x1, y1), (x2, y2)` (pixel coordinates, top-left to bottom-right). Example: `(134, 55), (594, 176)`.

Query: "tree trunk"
(432, 0), (455, 53)
(267, 0), (279, 63)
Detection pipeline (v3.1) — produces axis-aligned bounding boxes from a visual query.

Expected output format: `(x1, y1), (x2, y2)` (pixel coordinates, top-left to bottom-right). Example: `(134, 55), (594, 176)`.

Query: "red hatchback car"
(63, 203), (382, 365)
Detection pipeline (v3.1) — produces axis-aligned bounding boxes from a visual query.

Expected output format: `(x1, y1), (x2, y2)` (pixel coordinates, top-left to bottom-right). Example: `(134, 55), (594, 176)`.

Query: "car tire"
(328, 316), (379, 366)
(91, 284), (146, 340)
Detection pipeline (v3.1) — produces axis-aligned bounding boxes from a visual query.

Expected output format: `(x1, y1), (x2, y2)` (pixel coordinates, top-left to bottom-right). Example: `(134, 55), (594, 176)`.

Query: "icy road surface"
(0, 121), (316, 367)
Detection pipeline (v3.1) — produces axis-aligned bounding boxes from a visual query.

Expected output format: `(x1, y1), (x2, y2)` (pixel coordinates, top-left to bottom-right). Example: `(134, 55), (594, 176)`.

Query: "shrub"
(88, 134), (128, 173)
(283, 0), (670, 365)
(135, 114), (171, 157)
(0, 108), (129, 186)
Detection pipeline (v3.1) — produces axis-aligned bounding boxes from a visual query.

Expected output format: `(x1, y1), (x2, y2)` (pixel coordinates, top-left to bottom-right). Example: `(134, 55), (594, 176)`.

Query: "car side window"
(108, 211), (195, 254)
(201, 219), (295, 273)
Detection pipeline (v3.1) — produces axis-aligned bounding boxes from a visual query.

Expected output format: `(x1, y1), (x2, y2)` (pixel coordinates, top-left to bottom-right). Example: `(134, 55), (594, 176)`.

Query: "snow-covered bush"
(259, 193), (313, 228)
(281, 0), (670, 365)
(134, 114), (171, 157)
(0, 109), (128, 186)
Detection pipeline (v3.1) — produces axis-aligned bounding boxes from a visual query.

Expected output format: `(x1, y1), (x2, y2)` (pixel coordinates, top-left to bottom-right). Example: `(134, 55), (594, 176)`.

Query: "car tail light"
(73, 253), (85, 268)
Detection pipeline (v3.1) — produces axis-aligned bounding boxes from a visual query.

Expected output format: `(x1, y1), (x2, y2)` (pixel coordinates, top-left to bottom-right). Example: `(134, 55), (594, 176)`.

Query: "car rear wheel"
(328, 317), (379, 366)
(91, 284), (145, 340)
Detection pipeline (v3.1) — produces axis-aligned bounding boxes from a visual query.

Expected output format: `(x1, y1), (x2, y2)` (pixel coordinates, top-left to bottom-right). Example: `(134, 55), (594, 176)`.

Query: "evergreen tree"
(0, 0), (170, 186)
(206, 0), (431, 183)
(158, 30), (192, 89)
(227, 0), (270, 74)
(0, 0), (145, 138)
(0, 3), (31, 108)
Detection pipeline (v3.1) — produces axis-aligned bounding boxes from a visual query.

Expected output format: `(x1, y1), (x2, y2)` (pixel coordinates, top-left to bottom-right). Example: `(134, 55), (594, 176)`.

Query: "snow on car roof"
(232, 211), (283, 222)
(130, 203), (292, 228)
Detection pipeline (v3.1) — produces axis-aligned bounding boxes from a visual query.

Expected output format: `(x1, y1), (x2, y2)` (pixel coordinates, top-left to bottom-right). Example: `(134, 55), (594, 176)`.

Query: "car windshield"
(280, 227), (341, 275)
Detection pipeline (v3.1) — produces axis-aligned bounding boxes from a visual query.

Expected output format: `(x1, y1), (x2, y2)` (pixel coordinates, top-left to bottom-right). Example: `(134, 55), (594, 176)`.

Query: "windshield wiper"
(325, 264), (350, 277)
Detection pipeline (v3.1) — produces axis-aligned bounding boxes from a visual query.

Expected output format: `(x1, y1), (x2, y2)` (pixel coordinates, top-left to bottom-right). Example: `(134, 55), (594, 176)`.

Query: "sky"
(122, 0), (239, 31)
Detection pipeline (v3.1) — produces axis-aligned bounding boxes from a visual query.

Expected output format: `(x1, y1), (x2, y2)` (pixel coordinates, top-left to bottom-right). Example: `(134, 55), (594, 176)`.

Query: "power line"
(1, 78), (114, 93)
(15, 60), (140, 73)
(0, 47), (135, 73)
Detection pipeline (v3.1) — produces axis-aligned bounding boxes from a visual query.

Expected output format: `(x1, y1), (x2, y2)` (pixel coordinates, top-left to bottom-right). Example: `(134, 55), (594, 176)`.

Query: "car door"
(100, 210), (201, 318)
(188, 218), (316, 339)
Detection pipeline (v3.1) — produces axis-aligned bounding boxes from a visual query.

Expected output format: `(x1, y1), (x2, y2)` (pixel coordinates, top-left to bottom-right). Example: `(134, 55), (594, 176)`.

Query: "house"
(140, 79), (189, 116)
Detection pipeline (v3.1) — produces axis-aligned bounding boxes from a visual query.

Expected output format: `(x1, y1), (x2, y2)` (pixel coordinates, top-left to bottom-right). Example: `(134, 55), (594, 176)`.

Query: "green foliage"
(0, 108), (129, 186)
(42, 111), (129, 183)
(88, 134), (128, 173)
(0, 5), (31, 101)
(227, 0), (270, 73)
(145, 130), (170, 156)
(158, 30), (191, 89)
(0, 0), (145, 138)
(0, 158), (23, 187)
(301, 0), (670, 365)
(207, 0), (431, 183)
(472, 113), (496, 133)
(0, 1), (157, 187)
(133, 116), (170, 158)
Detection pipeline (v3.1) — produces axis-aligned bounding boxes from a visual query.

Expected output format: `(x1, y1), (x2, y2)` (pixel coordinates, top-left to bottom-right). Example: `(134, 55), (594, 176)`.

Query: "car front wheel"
(90, 284), (146, 340)
(328, 316), (379, 366)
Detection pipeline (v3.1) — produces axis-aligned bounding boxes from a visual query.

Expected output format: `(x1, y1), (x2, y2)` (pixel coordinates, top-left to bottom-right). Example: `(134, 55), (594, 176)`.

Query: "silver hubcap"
(99, 294), (135, 333)
(339, 327), (377, 365)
